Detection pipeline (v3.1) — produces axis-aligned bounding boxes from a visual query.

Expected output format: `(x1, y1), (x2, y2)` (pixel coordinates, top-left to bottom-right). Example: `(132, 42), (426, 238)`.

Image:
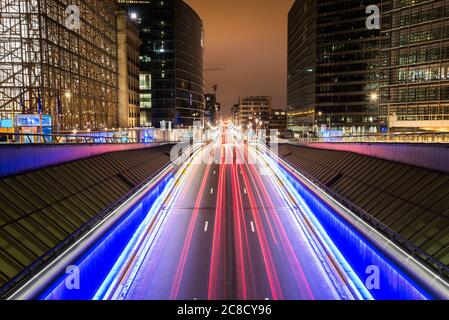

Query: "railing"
(0, 132), (174, 145)
(0, 142), (202, 299)
(291, 131), (449, 144)
(0, 162), (174, 299)
(278, 153), (449, 280)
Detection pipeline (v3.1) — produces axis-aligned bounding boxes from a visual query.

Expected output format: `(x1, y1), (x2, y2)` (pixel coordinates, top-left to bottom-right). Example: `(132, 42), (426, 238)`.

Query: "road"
(102, 135), (358, 300)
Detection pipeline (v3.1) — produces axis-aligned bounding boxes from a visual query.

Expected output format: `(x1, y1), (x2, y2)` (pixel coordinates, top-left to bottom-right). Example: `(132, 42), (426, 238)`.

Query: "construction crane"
(204, 68), (226, 97)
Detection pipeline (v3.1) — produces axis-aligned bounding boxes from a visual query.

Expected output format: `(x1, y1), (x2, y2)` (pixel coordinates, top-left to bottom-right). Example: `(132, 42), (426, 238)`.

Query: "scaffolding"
(0, 0), (42, 120)
(0, 0), (119, 130)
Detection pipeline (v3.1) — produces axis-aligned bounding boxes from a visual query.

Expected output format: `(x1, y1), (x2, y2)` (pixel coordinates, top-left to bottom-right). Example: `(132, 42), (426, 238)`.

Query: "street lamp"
(317, 111), (331, 132)
(64, 91), (72, 129)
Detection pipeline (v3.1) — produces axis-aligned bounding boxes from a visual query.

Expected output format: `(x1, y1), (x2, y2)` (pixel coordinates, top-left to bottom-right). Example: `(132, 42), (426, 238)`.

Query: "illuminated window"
(140, 74), (151, 90)
(140, 93), (152, 109)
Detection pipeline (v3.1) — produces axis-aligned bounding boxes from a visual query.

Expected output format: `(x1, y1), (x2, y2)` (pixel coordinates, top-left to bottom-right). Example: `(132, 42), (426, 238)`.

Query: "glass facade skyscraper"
(287, 0), (316, 133)
(118, 0), (205, 128)
(379, 0), (449, 132)
(288, 0), (382, 135)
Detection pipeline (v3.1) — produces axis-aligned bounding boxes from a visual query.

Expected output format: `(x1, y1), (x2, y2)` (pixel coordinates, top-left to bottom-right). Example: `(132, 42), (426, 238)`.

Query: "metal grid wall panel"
(279, 144), (449, 269)
(0, 144), (172, 288)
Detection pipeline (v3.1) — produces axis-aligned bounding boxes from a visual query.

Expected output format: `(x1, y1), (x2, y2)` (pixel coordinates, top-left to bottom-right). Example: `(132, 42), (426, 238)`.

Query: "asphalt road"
(107, 137), (355, 300)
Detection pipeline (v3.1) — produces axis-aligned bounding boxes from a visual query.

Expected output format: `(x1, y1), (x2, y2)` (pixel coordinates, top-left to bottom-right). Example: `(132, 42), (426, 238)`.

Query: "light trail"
(58, 129), (440, 301)
(208, 144), (227, 300)
(94, 146), (202, 300)
(170, 160), (214, 299)
(243, 153), (316, 300)
(236, 147), (284, 300)
(231, 144), (258, 299)
(252, 145), (373, 300)
(230, 149), (249, 300)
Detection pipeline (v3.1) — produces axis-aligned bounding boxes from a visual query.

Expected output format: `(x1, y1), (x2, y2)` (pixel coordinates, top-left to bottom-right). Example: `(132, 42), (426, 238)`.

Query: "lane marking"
(213, 170), (216, 175)
(204, 221), (209, 232)
(243, 187), (247, 194)
(210, 188), (214, 195)
(250, 221), (255, 233)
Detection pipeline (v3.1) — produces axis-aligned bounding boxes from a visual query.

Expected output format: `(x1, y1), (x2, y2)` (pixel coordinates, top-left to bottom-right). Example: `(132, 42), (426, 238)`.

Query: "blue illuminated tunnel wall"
(38, 173), (173, 300)
(278, 163), (433, 300)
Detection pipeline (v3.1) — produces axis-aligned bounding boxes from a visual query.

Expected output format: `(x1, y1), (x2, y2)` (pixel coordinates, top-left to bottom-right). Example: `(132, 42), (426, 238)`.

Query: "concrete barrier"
(296, 143), (449, 174)
(0, 143), (169, 177)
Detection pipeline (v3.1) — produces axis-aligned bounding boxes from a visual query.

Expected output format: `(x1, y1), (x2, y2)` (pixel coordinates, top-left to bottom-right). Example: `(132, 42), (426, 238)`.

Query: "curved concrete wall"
(298, 143), (449, 174)
(0, 143), (168, 177)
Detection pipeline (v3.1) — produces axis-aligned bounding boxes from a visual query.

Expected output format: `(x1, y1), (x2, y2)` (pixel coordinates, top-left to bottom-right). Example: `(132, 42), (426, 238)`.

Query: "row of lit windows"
(397, 66), (449, 83)
(383, 87), (449, 102)
(397, 47), (449, 65)
(397, 7), (447, 27)
(396, 0), (434, 9)
(398, 26), (449, 46)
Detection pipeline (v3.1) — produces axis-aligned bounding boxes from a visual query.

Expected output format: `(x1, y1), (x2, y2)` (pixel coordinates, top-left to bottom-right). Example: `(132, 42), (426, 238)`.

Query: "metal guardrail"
(0, 142), (202, 299)
(0, 132), (177, 145)
(279, 154), (449, 280)
(291, 131), (449, 144)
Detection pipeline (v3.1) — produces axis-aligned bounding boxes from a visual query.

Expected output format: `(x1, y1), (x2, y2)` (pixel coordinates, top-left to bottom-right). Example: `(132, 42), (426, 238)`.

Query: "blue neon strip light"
(274, 158), (431, 300)
(38, 173), (173, 300)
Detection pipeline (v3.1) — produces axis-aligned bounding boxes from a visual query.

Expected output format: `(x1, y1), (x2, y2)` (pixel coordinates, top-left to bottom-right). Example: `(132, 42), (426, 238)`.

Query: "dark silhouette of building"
(231, 104), (240, 126)
(288, 0), (381, 136)
(205, 93), (221, 126)
(270, 109), (287, 131)
(205, 93), (216, 125)
(118, 0), (205, 128)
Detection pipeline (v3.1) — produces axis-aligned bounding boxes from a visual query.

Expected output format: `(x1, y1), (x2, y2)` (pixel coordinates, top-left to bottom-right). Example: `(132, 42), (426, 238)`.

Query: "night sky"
(185, 0), (295, 116)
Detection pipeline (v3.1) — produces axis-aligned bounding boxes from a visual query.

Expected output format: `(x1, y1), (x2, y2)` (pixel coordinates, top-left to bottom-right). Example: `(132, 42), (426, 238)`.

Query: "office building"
(205, 93), (221, 126)
(213, 102), (221, 126)
(270, 109), (288, 131)
(231, 104), (240, 126)
(118, 0), (205, 128)
(379, 0), (449, 132)
(238, 96), (272, 129)
(205, 93), (216, 125)
(287, 0), (381, 136)
(0, 0), (119, 131)
(117, 11), (142, 128)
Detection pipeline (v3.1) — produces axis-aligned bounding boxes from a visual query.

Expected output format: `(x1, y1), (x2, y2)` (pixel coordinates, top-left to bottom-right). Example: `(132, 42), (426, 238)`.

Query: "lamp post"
(370, 91), (380, 134)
